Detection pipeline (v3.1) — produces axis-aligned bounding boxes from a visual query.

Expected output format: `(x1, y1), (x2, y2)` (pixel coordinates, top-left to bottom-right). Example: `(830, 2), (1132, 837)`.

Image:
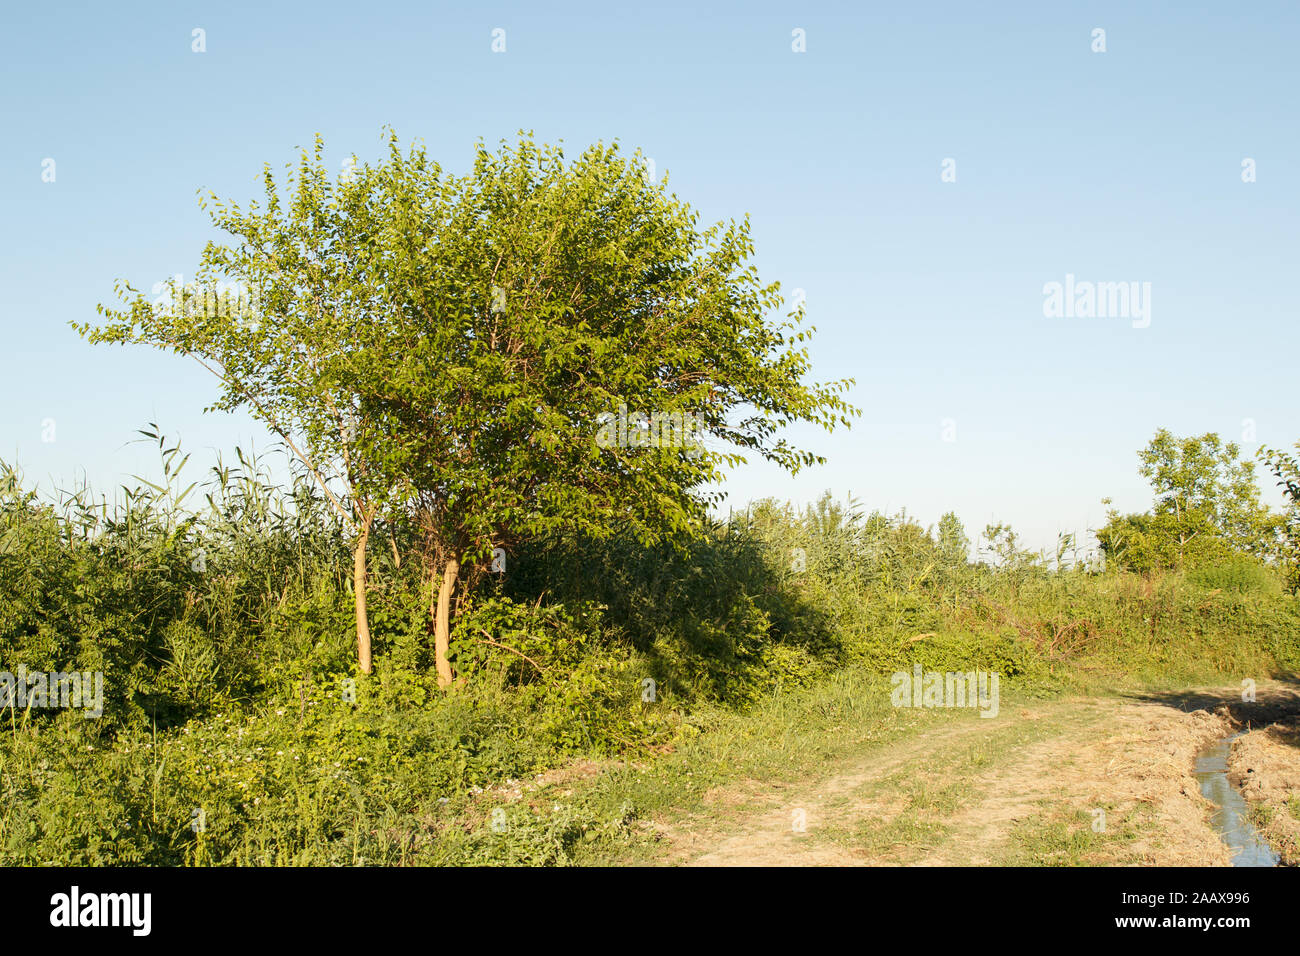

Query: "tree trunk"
(433, 558), (459, 688)
(353, 516), (374, 675)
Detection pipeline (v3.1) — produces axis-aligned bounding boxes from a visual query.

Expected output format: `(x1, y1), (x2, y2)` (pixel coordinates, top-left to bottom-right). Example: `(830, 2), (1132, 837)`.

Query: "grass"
(488, 670), (975, 865)
(998, 807), (1160, 866)
(1245, 797), (1300, 867)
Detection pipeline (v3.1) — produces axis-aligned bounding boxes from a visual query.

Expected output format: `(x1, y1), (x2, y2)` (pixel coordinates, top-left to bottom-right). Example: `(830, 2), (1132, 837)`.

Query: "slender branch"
(183, 350), (356, 531)
(475, 629), (552, 682)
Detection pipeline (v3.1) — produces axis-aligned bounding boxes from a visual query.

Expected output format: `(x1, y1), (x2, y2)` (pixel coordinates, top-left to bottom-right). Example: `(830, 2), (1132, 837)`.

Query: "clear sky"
(2, 1), (1296, 554)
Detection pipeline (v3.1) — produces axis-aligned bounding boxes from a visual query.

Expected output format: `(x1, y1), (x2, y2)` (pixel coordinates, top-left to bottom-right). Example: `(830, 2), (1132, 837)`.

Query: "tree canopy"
(79, 130), (858, 681)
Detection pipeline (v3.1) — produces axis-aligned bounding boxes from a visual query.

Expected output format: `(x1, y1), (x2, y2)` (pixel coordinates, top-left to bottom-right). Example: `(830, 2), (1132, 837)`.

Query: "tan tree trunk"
(353, 514), (374, 675)
(433, 558), (459, 688)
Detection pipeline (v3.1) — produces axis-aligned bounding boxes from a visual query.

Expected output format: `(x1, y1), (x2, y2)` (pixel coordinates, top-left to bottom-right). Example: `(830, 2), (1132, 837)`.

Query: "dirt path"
(656, 684), (1300, 866)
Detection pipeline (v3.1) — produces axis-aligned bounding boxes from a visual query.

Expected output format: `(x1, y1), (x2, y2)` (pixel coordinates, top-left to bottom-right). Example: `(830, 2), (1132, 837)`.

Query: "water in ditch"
(1193, 731), (1279, 867)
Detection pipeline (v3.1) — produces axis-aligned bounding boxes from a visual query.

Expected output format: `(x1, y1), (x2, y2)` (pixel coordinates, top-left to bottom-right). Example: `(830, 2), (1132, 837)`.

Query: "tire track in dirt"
(662, 716), (998, 866)
(659, 684), (1300, 866)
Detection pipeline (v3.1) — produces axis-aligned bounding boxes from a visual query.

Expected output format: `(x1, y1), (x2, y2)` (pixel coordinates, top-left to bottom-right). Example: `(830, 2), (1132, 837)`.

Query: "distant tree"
(1259, 441), (1300, 590)
(980, 522), (1036, 569)
(936, 512), (970, 566)
(1097, 429), (1281, 572)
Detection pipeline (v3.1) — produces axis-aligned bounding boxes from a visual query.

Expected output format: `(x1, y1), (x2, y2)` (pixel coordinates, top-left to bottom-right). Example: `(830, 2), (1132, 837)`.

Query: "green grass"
(997, 807), (1159, 866)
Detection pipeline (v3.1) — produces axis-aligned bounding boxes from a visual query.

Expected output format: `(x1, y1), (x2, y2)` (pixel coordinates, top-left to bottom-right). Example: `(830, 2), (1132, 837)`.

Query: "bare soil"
(654, 683), (1300, 866)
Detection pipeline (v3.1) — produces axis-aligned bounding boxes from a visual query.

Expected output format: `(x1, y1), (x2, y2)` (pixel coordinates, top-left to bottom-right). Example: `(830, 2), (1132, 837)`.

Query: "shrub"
(1187, 555), (1282, 595)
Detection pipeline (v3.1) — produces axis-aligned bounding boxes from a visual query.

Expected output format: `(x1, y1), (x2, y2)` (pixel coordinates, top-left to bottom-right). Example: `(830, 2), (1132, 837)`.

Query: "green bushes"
(1187, 555), (1283, 595)
(1, 681), (614, 865)
(500, 523), (839, 706)
(2, 442), (1298, 865)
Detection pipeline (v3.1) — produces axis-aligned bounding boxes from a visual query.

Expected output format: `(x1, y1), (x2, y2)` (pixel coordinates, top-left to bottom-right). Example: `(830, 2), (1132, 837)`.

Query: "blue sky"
(2, 1), (1296, 554)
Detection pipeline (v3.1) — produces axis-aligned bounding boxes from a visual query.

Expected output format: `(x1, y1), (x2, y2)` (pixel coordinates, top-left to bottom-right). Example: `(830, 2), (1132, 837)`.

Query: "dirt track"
(657, 684), (1300, 866)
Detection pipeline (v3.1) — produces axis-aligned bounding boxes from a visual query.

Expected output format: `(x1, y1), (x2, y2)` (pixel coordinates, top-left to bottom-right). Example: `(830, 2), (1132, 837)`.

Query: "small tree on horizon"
(1259, 441), (1300, 590)
(1097, 429), (1282, 572)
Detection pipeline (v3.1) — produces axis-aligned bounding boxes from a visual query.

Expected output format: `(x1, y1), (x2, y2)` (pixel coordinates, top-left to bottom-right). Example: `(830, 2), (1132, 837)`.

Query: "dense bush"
(1187, 554), (1284, 595)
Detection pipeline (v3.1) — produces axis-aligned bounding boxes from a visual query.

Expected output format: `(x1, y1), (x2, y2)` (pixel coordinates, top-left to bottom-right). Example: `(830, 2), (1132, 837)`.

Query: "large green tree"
(348, 133), (857, 684)
(81, 131), (858, 684)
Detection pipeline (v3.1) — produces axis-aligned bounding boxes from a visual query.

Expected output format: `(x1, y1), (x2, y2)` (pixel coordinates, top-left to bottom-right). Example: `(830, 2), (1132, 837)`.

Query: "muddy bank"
(1081, 701), (1235, 866)
(1227, 710), (1300, 866)
(1170, 685), (1300, 866)
(1194, 732), (1279, 866)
